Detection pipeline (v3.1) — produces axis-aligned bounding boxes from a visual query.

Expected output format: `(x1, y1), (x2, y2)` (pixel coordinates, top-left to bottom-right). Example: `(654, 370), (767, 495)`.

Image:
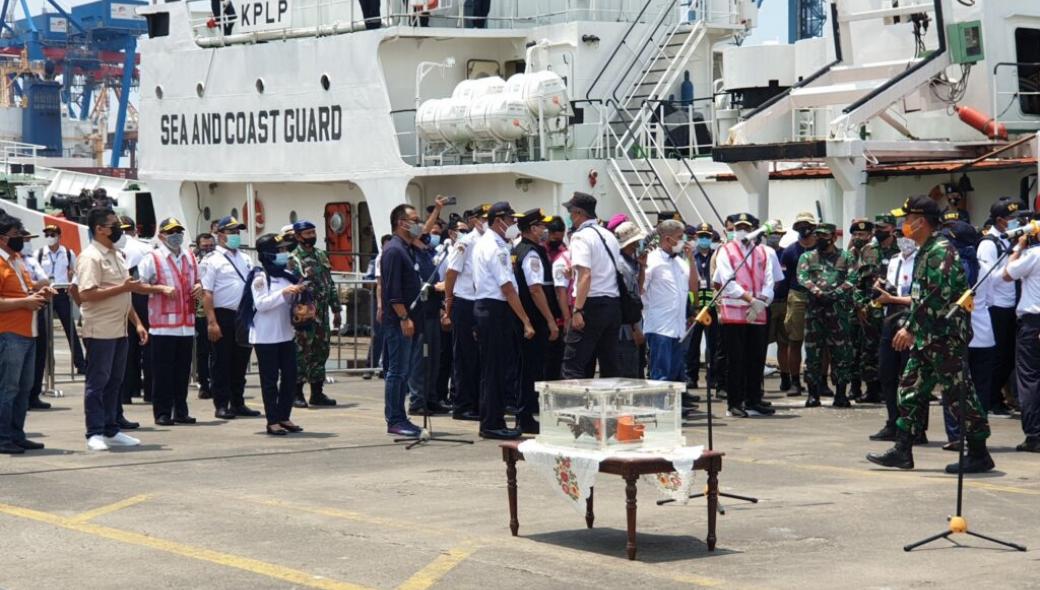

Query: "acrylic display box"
(536, 378), (685, 451)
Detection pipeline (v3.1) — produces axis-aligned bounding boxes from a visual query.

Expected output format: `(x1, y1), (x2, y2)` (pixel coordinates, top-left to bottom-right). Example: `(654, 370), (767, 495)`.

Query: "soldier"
(846, 218), (884, 403)
(797, 223), (854, 408)
(868, 195), (995, 473)
(290, 220), (342, 408)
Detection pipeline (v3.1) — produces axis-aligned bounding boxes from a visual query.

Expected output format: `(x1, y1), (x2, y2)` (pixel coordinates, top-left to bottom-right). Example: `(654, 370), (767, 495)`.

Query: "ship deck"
(2, 340), (1038, 589)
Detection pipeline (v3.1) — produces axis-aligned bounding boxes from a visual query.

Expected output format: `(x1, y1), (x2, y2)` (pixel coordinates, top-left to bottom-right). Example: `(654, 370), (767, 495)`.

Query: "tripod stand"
(658, 236), (767, 512)
(903, 268), (1025, 552)
(393, 240), (474, 450)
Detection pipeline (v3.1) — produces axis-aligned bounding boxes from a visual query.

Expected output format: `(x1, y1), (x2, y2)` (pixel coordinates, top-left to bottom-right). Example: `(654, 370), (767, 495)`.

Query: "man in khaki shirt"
(77, 208), (149, 452)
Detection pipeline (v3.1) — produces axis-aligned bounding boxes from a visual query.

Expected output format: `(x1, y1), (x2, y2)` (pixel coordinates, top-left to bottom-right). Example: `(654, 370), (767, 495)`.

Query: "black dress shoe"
(452, 411), (480, 421)
(28, 396), (51, 410)
(279, 422), (304, 433)
(504, 405), (519, 415)
(155, 415), (175, 426)
(15, 439), (44, 450)
(215, 408), (237, 420)
(0, 442), (25, 454)
(117, 417), (140, 430)
(198, 390), (213, 400)
(427, 401), (451, 415)
(309, 393), (337, 407)
(174, 416), (197, 424)
(479, 428), (522, 440)
(265, 426), (288, 436)
(234, 405), (261, 417)
(409, 406), (432, 416)
(1016, 437), (1040, 452)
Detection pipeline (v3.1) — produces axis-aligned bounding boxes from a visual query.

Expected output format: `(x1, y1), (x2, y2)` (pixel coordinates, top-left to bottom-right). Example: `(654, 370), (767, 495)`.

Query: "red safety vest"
(147, 250), (199, 329)
(718, 241), (768, 325)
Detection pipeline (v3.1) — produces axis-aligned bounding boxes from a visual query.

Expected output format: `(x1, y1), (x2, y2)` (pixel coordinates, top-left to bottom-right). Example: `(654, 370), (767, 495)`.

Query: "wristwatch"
(573, 308), (584, 315)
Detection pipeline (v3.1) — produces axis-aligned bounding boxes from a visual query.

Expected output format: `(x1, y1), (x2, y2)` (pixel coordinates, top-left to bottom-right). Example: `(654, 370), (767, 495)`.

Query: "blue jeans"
(647, 333), (684, 382)
(0, 333), (35, 445)
(83, 337), (128, 439)
(384, 321), (418, 427)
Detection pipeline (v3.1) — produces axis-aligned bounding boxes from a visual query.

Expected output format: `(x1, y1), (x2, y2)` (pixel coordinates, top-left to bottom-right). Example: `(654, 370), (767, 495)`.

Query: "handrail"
(610, 0), (678, 106)
(585, 0), (660, 102)
(991, 61), (1040, 75)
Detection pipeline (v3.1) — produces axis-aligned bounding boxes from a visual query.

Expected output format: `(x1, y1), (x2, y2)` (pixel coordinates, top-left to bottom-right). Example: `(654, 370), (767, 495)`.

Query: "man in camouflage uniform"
(797, 223), (855, 408)
(867, 196), (994, 473)
(291, 221), (342, 408)
(846, 218), (883, 403)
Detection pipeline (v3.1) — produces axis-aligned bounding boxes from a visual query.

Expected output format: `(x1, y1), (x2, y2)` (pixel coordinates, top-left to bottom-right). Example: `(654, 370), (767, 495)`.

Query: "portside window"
(1015, 28), (1040, 115)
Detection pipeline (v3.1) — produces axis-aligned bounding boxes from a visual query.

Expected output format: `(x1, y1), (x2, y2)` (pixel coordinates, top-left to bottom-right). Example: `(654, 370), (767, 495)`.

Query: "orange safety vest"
(718, 241), (768, 326)
(147, 250), (199, 329)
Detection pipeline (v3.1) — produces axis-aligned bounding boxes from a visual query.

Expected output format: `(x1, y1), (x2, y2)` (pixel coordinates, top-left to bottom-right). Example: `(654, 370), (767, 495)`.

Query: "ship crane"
(0, 0), (146, 168)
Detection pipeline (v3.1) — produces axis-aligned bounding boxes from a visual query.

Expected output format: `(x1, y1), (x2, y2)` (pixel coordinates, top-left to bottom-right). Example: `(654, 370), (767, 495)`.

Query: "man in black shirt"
(381, 205), (425, 438)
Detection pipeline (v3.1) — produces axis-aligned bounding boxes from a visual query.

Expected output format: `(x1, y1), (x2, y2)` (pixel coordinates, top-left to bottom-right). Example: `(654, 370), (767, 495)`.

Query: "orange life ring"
(242, 199), (266, 231)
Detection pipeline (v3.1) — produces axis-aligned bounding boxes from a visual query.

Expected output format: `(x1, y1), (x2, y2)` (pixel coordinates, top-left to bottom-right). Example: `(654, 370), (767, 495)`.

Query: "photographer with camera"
(1002, 219), (1040, 453)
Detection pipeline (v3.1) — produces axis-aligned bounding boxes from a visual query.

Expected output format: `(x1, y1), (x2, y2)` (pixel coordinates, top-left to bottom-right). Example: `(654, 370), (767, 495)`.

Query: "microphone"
(741, 220), (781, 243)
(1000, 220), (1040, 240)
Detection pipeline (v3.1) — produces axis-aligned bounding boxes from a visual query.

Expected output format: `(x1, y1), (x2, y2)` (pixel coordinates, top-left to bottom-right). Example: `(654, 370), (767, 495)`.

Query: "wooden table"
(500, 440), (724, 560)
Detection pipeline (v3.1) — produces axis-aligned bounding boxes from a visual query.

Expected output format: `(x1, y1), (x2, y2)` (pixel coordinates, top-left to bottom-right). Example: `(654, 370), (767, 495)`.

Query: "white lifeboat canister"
(515, 71), (569, 118)
(466, 95), (532, 142)
(434, 98), (472, 145)
(416, 98), (446, 143)
(451, 76), (506, 102)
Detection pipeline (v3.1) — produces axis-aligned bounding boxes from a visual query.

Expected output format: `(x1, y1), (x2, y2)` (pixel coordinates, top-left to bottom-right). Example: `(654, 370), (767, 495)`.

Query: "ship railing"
(642, 98), (716, 160)
(0, 140), (43, 182)
(791, 106), (835, 142)
(190, 0), (670, 47)
(991, 62), (1040, 133)
(391, 108), (421, 166)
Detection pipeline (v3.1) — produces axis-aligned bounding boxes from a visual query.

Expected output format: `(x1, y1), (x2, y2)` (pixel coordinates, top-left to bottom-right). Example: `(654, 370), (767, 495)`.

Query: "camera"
(50, 188), (114, 224)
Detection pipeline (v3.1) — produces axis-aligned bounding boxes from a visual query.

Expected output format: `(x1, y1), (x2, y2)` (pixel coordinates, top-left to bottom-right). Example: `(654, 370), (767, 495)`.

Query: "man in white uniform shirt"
(119, 215), (156, 407)
(471, 201), (533, 439)
(137, 218), (203, 426)
(560, 192), (623, 379)
(201, 215), (260, 420)
(34, 223), (86, 374)
(443, 205), (487, 422)
(1002, 228), (1040, 453)
(978, 198), (1020, 416)
(642, 220), (698, 381)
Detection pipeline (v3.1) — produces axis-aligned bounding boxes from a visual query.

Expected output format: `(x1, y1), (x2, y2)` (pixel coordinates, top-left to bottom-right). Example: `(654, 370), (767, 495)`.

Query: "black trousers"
(195, 316), (212, 393)
(475, 299), (519, 431)
(255, 341), (296, 426)
(968, 346), (996, 413)
(436, 327), (452, 403)
(464, 0), (491, 28)
(561, 297), (621, 379)
(544, 327), (565, 381)
(451, 298), (480, 414)
(359, 0), (382, 29)
(211, 308), (252, 411)
(687, 310), (718, 384)
(989, 306), (1017, 404)
(122, 293), (151, 400)
(1016, 314), (1040, 439)
(52, 291), (85, 370)
(519, 327), (547, 427)
(879, 311), (910, 428)
(720, 322), (767, 409)
(150, 335), (194, 420)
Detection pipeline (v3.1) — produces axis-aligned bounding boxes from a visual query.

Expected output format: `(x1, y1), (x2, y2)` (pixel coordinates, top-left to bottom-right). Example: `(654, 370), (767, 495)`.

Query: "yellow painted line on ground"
(0, 501), (373, 590)
(396, 543), (477, 590)
(69, 493), (155, 524)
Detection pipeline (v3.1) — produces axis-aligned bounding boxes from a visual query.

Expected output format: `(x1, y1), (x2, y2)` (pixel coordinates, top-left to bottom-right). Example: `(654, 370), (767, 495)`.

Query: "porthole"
(196, 82), (205, 97)
(320, 74), (331, 91)
(155, 85), (164, 99)
(255, 78), (265, 94)
(289, 210), (298, 223)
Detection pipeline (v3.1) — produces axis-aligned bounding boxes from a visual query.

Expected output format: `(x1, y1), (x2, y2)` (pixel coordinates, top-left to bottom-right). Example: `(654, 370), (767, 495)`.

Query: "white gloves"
(745, 298), (768, 322)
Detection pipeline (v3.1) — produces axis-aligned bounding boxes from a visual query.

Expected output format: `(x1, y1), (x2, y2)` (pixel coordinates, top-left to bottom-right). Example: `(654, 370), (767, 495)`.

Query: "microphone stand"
(659, 237), (761, 513)
(394, 242), (474, 450)
(904, 236), (1025, 552)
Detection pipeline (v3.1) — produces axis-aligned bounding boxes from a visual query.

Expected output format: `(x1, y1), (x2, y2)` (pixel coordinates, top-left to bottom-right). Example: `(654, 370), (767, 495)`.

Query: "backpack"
(943, 223), (981, 287)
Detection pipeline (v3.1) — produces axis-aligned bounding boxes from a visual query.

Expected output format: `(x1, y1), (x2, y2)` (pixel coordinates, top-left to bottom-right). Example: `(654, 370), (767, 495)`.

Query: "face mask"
(710, 242), (720, 251)
(115, 234), (128, 250)
(852, 237), (868, 248)
(897, 237), (917, 257)
(107, 225), (124, 245)
(6, 237), (24, 253)
(200, 245), (215, 255)
(46, 236), (58, 247)
(406, 222), (422, 239)
(474, 221), (486, 235)
(901, 221), (917, 239)
(697, 237), (711, 250)
(817, 238), (832, 250)
(733, 230), (748, 242)
(428, 234), (441, 248)
(165, 233), (185, 250)
(670, 237), (685, 255)
(226, 234), (242, 250)
(797, 228), (813, 239)
(273, 252), (289, 267)
(726, 231), (735, 241)
(538, 228), (548, 244)
(301, 236), (318, 248)
(504, 222), (521, 241)
(548, 239), (563, 250)
(1008, 219), (1022, 231)
(874, 230), (890, 242)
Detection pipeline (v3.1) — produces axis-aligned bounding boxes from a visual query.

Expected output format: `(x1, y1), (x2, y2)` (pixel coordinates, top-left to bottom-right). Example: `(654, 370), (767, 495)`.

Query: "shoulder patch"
(252, 275), (266, 290)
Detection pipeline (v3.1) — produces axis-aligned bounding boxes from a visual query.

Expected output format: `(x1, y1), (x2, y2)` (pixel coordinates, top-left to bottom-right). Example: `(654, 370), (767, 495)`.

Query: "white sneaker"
(87, 435), (110, 451)
(104, 432), (140, 447)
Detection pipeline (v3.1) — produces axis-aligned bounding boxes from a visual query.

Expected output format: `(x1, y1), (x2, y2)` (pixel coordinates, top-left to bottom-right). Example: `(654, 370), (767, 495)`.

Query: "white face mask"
(897, 237), (917, 258)
(710, 242), (720, 251)
(46, 236), (59, 247)
(670, 237), (685, 255)
(504, 222), (521, 241)
(733, 230), (748, 242)
(115, 234), (128, 250)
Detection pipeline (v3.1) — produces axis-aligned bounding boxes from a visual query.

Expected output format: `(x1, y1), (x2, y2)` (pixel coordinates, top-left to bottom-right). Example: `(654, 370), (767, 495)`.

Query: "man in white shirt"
(137, 218), (203, 426)
(978, 198), (1020, 416)
(201, 215), (260, 420)
(1002, 229), (1040, 453)
(443, 205), (487, 422)
(471, 201), (533, 439)
(642, 220), (698, 382)
(34, 223), (86, 374)
(118, 215), (156, 408)
(560, 192), (623, 379)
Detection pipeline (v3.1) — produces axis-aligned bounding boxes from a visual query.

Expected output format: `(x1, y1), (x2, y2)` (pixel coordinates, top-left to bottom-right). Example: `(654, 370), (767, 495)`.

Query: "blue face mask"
(1008, 219), (1022, 231)
(273, 252), (289, 267)
(226, 234), (242, 250)
(697, 237), (711, 250)
(428, 234), (441, 248)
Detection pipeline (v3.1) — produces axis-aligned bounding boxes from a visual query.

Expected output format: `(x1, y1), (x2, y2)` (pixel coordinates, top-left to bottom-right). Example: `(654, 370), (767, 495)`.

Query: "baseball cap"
(731, 212), (759, 228)
(989, 197), (1021, 220)
(891, 195), (941, 218)
(613, 221), (646, 249)
(874, 214), (896, 226)
(518, 208), (552, 230)
(814, 223), (837, 234)
(546, 216), (566, 233)
(158, 217), (186, 233)
(43, 223), (61, 235)
(655, 211), (682, 225)
(562, 192), (598, 218)
(292, 220), (316, 233)
(693, 223), (714, 237)
(606, 213), (629, 231)
(487, 201), (521, 222)
(849, 218), (874, 233)
(216, 215), (246, 231)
